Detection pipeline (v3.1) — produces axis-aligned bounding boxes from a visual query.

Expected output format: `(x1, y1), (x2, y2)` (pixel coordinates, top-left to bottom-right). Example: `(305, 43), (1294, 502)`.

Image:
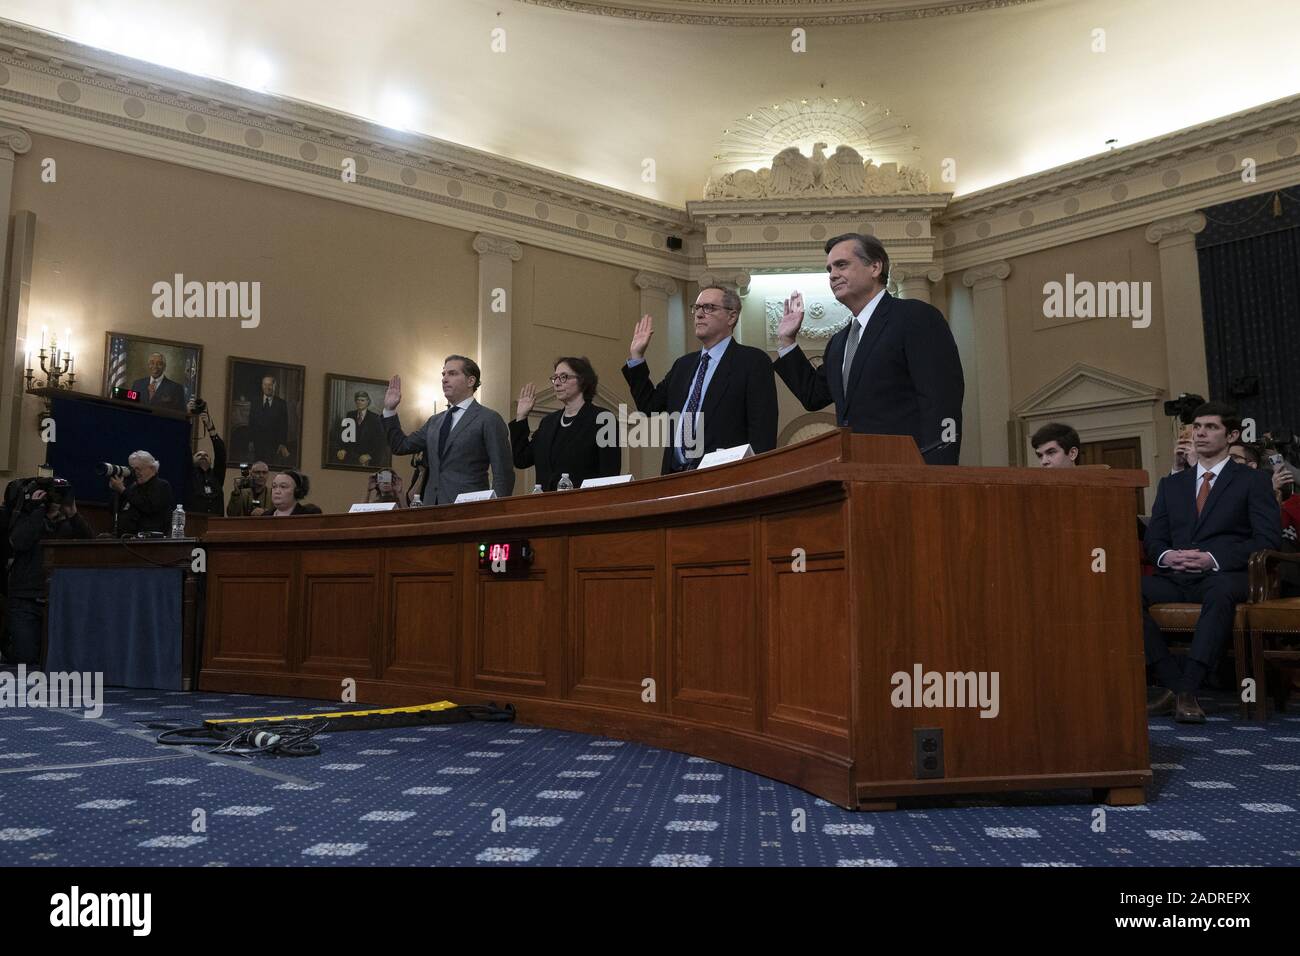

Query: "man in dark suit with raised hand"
(622, 285), (778, 474)
(773, 233), (964, 465)
(1142, 401), (1280, 722)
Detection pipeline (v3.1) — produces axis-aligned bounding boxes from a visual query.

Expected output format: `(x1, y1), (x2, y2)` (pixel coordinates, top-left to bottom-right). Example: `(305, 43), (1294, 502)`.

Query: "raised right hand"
(384, 374), (402, 411)
(629, 314), (654, 361)
(777, 292), (805, 348)
(516, 383), (537, 420)
(1172, 437), (1194, 471)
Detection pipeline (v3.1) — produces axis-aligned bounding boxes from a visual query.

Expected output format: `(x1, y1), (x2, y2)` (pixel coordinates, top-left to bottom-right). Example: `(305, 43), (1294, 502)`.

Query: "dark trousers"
(3, 597), (43, 665)
(1141, 571), (1247, 672)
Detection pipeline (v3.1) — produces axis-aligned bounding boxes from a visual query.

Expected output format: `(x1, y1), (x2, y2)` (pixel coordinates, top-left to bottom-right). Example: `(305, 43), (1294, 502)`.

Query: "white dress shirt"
(777, 287), (887, 360)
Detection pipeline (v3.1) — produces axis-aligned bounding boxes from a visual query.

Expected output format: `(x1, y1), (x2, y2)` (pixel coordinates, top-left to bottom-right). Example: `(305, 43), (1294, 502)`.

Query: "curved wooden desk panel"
(199, 430), (1152, 808)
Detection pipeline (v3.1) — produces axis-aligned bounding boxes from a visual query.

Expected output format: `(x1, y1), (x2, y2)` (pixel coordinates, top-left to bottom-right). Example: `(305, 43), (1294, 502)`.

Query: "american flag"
(107, 336), (128, 389)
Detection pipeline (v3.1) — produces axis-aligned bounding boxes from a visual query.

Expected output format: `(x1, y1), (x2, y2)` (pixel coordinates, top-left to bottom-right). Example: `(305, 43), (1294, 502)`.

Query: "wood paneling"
(199, 429), (1152, 809)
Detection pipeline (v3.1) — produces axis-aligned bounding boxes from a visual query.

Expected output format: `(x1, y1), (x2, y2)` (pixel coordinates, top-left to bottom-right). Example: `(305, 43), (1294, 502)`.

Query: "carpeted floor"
(1, 685), (1297, 866)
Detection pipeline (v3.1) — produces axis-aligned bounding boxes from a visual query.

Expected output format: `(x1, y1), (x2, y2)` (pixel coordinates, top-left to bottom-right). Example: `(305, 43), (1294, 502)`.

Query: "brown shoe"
(1146, 688), (1175, 716)
(1174, 692), (1206, 724)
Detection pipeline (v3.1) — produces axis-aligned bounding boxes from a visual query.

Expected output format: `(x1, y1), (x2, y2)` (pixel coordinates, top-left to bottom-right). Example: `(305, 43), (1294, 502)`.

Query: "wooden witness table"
(198, 430), (1152, 809)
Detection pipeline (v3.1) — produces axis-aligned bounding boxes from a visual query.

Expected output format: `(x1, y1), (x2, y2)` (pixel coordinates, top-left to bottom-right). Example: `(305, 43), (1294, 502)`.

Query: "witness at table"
(511, 357), (621, 491)
(265, 470), (323, 516)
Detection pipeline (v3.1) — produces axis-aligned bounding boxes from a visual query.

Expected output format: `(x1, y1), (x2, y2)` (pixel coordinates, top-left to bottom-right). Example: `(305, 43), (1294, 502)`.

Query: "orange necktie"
(148, 382), (157, 400)
(1196, 471), (1214, 515)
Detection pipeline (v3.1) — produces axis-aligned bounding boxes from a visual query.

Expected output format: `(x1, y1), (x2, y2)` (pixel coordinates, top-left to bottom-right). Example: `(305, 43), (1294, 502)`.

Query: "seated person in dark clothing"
(110, 450), (174, 536)
(265, 470), (323, 516)
(186, 402), (227, 515)
(3, 478), (92, 664)
(511, 357), (621, 491)
(1142, 402), (1280, 723)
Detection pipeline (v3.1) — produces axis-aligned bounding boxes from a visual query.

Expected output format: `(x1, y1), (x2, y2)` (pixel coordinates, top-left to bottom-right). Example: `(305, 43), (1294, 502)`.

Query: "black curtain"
(1197, 189), (1300, 445)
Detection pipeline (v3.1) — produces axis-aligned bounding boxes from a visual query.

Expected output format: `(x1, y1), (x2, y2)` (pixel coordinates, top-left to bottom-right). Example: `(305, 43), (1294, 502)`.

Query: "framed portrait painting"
(322, 373), (392, 472)
(103, 332), (201, 413)
(225, 357), (306, 470)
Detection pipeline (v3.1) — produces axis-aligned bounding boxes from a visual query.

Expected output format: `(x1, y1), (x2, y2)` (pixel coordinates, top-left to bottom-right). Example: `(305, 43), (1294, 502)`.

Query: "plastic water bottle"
(531, 483), (543, 494)
(170, 505), (186, 539)
(410, 494), (423, 508)
(557, 473), (574, 491)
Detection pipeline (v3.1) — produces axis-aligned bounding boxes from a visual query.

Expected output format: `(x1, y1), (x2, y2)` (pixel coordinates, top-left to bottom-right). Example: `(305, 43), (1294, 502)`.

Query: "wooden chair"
(1146, 550), (1282, 720)
(1239, 551), (1300, 721)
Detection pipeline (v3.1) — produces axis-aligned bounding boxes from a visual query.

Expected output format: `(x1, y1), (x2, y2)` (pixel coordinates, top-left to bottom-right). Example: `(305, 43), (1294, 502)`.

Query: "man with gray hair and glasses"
(623, 285), (778, 474)
(108, 450), (175, 536)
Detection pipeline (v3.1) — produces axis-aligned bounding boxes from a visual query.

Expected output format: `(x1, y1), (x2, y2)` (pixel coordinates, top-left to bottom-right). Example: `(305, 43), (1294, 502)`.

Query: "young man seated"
(1031, 422), (1080, 468)
(1142, 402), (1280, 722)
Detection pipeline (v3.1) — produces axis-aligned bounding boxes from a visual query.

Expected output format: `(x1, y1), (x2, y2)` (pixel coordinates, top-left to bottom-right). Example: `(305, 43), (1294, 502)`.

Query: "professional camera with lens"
(235, 462), (253, 489)
(95, 462), (132, 482)
(17, 475), (73, 509)
(189, 397), (207, 415)
(1163, 393), (1206, 424)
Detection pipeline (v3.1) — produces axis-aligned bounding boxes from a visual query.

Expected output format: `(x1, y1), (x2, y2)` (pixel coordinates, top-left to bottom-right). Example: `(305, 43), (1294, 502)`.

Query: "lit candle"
(40, 325), (47, 348)
(64, 329), (72, 368)
(25, 349), (31, 372)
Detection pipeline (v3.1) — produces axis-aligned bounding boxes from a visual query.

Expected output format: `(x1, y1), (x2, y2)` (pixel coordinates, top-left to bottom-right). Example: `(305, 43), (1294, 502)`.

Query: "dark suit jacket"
(330, 410), (387, 466)
(116, 476), (175, 536)
(773, 292), (964, 465)
(510, 402), (621, 491)
(131, 376), (186, 412)
(1145, 460), (1280, 573)
(263, 502), (323, 516)
(248, 396), (291, 464)
(622, 339), (778, 475)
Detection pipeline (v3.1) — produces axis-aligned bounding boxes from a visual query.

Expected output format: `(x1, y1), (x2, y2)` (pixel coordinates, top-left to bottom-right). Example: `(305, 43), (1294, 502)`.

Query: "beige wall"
(4, 132), (654, 509)
(1003, 224), (1168, 405)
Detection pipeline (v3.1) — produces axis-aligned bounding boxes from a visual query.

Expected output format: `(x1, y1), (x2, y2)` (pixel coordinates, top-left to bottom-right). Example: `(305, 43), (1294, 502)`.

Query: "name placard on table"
(579, 474), (634, 489)
(348, 502), (398, 513)
(455, 489), (498, 503)
(697, 444), (754, 469)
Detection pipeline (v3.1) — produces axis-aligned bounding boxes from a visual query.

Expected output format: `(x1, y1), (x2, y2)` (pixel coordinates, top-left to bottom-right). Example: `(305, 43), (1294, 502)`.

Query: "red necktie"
(1196, 471), (1214, 515)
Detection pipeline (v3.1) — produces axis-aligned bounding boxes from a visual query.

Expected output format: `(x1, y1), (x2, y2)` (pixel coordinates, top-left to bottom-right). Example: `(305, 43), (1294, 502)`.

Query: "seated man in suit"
(1143, 401), (1280, 722)
(1031, 422), (1080, 468)
(622, 286), (778, 474)
(381, 355), (514, 504)
(774, 234), (964, 464)
(130, 352), (186, 411)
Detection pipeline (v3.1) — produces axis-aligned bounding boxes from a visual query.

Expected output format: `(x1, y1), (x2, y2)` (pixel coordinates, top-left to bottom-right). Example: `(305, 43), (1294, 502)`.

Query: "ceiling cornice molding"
(1, 16), (1296, 287)
(0, 18), (693, 273)
(932, 95), (1300, 274)
(515, 0), (1042, 27)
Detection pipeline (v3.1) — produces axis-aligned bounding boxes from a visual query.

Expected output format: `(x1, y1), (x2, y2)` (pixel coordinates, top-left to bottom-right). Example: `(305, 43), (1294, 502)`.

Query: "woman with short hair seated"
(265, 470), (323, 516)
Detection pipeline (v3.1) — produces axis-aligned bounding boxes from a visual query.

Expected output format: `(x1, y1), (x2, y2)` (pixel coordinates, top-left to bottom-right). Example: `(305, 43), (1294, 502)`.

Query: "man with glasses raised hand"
(622, 285), (778, 474)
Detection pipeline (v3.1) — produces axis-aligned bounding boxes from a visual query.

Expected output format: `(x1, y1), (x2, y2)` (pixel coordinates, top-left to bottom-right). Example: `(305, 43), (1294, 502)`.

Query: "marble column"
(0, 124), (32, 472)
(961, 260), (1013, 466)
(1145, 213), (1209, 399)
(472, 233), (522, 421)
(893, 265), (943, 304)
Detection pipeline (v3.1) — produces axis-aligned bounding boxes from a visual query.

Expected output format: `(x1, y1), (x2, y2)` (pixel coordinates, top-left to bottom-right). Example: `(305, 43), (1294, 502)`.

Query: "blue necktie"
(438, 405), (460, 460)
(678, 352), (711, 464)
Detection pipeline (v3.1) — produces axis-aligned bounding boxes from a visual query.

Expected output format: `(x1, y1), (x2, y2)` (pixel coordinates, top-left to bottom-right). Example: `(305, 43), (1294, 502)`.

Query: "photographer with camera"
(186, 399), (227, 515)
(226, 460), (270, 517)
(365, 468), (405, 509)
(107, 451), (174, 536)
(2, 477), (90, 665)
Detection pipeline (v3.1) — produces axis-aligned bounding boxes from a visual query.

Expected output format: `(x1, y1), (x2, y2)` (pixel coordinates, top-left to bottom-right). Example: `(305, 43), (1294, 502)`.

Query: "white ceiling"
(1, 0), (1298, 205)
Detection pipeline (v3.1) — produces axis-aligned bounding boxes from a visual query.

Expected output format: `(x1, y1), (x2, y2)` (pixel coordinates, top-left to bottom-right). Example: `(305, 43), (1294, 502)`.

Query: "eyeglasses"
(692, 303), (734, 315)
(549, 373), (575, 384)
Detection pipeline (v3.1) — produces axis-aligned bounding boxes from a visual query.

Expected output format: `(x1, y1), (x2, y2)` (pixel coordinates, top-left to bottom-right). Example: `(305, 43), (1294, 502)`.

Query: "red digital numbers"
(489, 543), (510, 562)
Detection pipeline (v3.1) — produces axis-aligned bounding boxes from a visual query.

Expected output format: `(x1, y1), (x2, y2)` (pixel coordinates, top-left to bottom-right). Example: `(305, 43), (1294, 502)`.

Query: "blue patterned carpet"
(1, 685), (1297, 866)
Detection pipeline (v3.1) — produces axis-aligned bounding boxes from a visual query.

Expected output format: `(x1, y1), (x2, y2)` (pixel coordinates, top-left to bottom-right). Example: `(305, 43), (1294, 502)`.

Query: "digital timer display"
(478, 539), (533, 572)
